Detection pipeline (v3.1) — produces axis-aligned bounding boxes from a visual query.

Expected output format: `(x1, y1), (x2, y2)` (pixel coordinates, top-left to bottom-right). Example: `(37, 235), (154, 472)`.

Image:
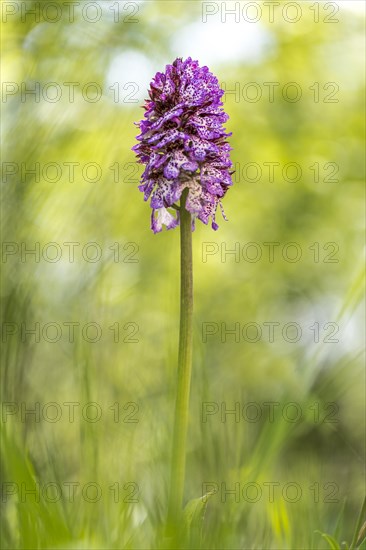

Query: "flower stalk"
(132, 56), (233, 540)
(167, 187), (193, 529)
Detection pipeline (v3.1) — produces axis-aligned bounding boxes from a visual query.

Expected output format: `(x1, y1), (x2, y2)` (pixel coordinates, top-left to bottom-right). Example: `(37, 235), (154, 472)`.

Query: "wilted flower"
(132, 57), (233, 233)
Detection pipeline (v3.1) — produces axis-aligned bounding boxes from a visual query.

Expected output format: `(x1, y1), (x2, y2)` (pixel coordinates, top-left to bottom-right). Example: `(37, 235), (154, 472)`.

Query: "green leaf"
(351, 497), (366, 549)
(182, 492), (215, 548)
(315, 531), (341, 550)
(355, 521), (366, 548)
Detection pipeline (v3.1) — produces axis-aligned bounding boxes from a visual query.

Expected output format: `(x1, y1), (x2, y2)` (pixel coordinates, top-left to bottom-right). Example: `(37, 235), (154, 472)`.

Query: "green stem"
(167, 188), (193, 531)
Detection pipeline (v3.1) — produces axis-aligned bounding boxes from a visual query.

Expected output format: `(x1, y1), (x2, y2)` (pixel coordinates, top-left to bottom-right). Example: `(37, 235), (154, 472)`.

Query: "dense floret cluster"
(132, 57), (233, 233)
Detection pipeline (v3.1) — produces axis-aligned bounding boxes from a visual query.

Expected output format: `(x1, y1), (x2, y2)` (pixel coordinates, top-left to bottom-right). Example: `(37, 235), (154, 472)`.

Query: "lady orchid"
(132, 58), (233, 540)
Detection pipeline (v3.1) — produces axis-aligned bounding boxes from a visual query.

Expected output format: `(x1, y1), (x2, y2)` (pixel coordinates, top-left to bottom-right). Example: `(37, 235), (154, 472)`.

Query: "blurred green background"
(1, 1), (365, 548)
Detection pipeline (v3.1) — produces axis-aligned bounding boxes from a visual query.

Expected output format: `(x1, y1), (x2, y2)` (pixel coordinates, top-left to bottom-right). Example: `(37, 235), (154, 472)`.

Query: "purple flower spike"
(132, 57), (234, 233)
